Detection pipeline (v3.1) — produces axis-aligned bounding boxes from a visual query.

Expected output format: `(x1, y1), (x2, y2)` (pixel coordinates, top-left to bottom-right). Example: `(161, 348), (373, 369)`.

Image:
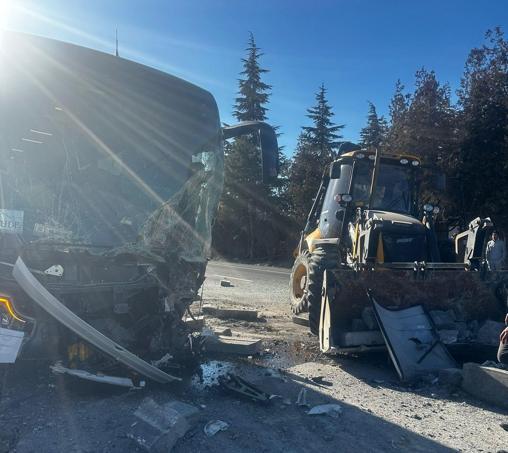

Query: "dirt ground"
(1, 260), (507, 452)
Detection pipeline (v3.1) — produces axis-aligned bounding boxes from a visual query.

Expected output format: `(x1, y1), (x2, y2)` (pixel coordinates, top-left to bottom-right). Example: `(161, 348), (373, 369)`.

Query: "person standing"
(486, 231), (506, 271)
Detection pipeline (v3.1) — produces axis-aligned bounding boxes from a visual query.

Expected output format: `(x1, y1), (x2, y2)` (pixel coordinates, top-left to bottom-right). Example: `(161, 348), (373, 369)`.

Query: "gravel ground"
(0, 260), (507, 452)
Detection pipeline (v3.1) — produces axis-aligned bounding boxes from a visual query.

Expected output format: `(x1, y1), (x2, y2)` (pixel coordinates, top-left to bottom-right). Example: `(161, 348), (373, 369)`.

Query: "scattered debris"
(219, 373), (271, 402)
(296, 388), (308, 407)
(204, 420), (229, 437)
(308, 404), (343, 418)
(220, 279), (233, 287)
(204, 334), (262, 355)
(462, 362), (508, 409)
(310, 376), (333, 387)
(202, 306), (258, 321)
(129, 398), (198, 452)
(291, 315), (309, 327)
(50, 362), (145, 388)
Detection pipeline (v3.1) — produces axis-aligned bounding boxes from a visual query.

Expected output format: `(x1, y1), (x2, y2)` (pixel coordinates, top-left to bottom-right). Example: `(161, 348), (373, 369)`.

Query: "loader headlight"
(423, 204), (434, 212)
(334, 193), (353, 203)
(433, 206), (440, 214)
(0, 296), (25, 324)
(400, 158), (409, 165)
(411, 160), (420, 166)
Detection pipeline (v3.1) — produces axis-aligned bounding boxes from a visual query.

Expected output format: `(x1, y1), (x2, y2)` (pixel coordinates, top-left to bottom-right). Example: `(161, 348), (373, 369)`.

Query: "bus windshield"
(0, 33), (223, 260)
(351, 161), (414, 214)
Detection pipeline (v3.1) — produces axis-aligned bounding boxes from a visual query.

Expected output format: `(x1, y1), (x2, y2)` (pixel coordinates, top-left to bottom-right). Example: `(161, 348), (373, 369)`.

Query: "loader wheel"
(307, 246), (339, 335)
(289, 251), (311, 314)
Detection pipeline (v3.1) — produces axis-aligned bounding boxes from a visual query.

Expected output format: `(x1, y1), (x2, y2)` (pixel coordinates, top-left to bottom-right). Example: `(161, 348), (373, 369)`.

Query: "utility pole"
(115, 29), (119, 57)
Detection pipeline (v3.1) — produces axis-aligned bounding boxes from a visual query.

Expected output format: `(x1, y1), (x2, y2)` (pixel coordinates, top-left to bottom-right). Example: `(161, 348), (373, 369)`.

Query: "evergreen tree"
(233, 32), (271, 122)
(303, 84), (344, 160)
(455, 27), (508, 228)
(386, 80), (410, 152)
(288, 86), (344, 225)
(360, 102), (388, 150)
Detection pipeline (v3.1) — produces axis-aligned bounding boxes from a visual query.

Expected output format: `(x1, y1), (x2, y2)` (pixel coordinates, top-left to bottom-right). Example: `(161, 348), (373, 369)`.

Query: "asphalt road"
(203, 260), (292, 313)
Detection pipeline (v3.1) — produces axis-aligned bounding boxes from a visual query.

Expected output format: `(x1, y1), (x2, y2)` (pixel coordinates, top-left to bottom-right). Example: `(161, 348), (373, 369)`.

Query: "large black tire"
(289, 251), (311, 314)
(307, 246), (339, 335)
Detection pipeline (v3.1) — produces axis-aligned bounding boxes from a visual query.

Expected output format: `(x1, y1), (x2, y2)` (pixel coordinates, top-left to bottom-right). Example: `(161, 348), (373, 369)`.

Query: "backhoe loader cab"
(290, 149), (507, 372)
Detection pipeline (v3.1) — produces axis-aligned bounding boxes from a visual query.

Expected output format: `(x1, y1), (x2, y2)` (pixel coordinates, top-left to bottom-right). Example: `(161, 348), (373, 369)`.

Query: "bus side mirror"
(330, 162), (341, 179)
(222, 121), (279, 183)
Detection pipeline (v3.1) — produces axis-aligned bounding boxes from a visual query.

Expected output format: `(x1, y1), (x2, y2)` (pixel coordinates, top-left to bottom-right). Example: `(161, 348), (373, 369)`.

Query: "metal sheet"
(12, 257), (179, 383)
(370, 292), (456, 381)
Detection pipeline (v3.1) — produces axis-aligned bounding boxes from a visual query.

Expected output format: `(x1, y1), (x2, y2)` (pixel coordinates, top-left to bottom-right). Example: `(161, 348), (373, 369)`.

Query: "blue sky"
(3, 0), (507, 155)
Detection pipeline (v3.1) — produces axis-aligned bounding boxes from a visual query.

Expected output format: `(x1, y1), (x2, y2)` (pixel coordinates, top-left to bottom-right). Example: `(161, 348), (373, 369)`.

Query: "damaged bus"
(0, 32), (278, 384)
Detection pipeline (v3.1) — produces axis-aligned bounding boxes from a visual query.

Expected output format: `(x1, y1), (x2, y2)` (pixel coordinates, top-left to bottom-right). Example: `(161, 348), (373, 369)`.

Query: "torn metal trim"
(51, 362), (145, 388)
(12, 257), (180, 383)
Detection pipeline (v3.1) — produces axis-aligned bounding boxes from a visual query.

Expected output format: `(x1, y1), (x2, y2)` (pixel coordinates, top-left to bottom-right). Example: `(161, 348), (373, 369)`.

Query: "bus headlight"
(0, 296), (26, 324)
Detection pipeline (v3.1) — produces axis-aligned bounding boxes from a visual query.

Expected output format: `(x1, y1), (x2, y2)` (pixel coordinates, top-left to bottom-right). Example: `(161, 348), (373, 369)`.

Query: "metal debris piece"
(218, 373), (271, 402)
(220, 279), (233, 287)
(308, 404), (343, 418)
(204, 420), (229, 437)
(296, 388), (308, 407)
(44, 264), (64, 277)
(310, 376), (333, 387)
(50, 362), (144, 388)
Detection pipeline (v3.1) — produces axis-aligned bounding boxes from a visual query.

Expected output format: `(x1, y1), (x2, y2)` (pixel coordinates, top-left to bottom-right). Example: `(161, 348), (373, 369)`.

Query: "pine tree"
(360, 102), (388, 150)
(288, 86), (344, 225)
(303, 84), (344, 160)
(233, 32), (271, 122)
(386, 80), (410, 152)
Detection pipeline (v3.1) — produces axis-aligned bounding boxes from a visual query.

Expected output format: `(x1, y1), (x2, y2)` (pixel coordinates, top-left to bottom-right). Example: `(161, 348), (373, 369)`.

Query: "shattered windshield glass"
(0, 33), (223, 261)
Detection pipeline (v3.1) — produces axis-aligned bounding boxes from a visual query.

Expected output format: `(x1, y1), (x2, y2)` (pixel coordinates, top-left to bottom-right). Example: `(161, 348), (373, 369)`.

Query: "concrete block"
(476, 320), (505, 346)
(204, 335), (262, 355)
(202, 306), (258, 321)
(338, 330), (384, 347)
(462, 362), (508, 409)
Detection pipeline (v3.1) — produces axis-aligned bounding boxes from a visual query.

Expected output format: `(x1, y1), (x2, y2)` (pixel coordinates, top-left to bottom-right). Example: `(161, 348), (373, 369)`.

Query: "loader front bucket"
(320, 267), (507, 352)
